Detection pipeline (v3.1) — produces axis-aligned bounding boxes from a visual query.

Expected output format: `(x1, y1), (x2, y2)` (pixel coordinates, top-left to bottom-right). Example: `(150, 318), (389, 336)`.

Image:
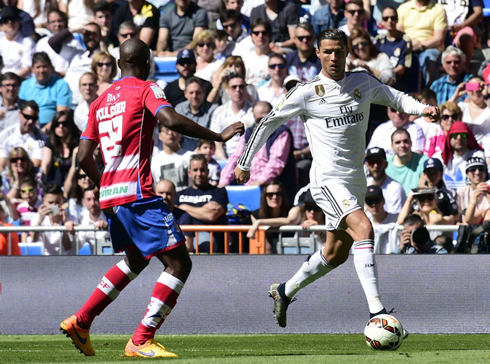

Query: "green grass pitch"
(1, 334), (489, 363)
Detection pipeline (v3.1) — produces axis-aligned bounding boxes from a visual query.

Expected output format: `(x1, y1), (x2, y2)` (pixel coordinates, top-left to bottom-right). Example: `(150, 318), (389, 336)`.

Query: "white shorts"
(311, 181), (365, 231)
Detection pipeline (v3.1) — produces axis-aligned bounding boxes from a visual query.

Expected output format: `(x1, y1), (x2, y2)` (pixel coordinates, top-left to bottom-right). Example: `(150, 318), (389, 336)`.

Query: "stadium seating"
(78, 243), (92, 255)
(278, 236), (317, 255)
(225, 185), (261, 211)
(19, 242), (44, 256)
(484, 0), (490, 16)
(154, 57), (179, 84)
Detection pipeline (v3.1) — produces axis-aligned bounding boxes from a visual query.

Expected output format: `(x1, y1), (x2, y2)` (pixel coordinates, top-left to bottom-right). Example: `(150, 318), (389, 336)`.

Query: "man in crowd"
(74, 72), (98, 132)
(0, 72), (23, 132)
(258, 54), (288, 106)
(219, 10), (248, 57)
(286, 22), (321, 83)
(395, 214), (448, 254)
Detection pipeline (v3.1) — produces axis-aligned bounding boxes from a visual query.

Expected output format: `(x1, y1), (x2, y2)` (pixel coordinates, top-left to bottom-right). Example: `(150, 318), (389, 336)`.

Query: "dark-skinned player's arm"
(78, 139), (101, 188)
(157, 107), (244, 142)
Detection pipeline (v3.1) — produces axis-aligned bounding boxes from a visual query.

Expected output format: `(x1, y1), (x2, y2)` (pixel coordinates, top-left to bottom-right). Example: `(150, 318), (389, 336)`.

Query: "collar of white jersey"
(317, 71), (345, 85)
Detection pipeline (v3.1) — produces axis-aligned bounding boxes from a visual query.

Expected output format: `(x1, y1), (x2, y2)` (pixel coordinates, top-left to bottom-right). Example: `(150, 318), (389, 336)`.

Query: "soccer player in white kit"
(234, 28), (440, 327)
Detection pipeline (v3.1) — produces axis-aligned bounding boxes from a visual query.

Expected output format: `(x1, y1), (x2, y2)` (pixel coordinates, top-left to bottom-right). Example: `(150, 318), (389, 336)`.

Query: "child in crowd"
(197, 139), (220, 186)
(13, 177), (42, 242)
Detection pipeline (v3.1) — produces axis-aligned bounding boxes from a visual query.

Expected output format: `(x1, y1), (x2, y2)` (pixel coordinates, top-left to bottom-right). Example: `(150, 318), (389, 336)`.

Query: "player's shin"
(284, 249), (336, 298)
(353, 239), (384, 314)
(77, 260), (138, 327)
(131, 272), (184, 345)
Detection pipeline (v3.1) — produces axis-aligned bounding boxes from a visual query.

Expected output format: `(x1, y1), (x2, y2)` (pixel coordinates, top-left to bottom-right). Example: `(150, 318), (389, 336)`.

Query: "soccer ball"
(364, 314), (404, 350)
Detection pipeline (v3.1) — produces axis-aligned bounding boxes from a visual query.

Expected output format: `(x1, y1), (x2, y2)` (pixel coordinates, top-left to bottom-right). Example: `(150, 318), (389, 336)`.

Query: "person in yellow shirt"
(397, 0), (447, 87)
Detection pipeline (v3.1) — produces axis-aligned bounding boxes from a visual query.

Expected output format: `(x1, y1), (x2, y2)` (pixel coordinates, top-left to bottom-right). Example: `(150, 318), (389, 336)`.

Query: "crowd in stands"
(1, 0), (490, 256)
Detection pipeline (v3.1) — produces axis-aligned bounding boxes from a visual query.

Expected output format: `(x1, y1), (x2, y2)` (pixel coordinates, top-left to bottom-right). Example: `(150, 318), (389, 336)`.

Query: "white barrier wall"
(0, 255), (489, 334)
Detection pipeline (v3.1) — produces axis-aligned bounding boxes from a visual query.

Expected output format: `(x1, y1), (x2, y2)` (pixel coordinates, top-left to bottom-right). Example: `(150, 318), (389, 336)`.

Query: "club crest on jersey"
(315, 85), (325, 97)
(151, 85), (165, 99)
(353, 88), (362, 101)
(343, 199), (351, 207)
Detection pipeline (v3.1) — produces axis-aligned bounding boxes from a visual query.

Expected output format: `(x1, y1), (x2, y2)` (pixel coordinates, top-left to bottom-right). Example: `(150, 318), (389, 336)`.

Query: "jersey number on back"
(99, 116), (123, 158)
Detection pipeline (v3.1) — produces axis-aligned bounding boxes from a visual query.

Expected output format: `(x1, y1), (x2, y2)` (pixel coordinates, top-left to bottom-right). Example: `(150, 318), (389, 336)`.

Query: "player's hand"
(219, 122), (245, 142)
(422, 106), (440, 123)
(234, 166), (250, 184)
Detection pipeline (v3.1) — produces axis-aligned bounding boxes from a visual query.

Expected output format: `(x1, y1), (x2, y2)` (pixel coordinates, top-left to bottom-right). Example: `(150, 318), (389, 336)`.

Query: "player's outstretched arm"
(421, 106), (440, 123)
(157, 107), (245, 142)
(78, 139), (102, 187)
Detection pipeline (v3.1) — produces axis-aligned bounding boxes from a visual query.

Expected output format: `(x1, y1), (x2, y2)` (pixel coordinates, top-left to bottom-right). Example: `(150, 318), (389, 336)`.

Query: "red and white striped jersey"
(81, 76), (172, 209)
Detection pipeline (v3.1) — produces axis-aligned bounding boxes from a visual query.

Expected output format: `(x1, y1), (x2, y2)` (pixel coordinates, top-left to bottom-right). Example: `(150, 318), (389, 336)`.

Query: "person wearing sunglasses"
(218, 10), (248, 58)
(10, 176), (42, 244)
(0, 100), (45, 172)
(193, 30), (224, 83)
(287, 22), (321, 83)
(2, 147), (40, 205)
(425, 101), (462, 157)
(339, 0), (367, 37)
(437, 121), (484, 192)
(347, 27), (395, 86)
(19, 52), (72, 129)
(90, 51), (117, 95)
(258, 54), (288, 106)
(457, 157), (490, 224)
(242, 19), (274, 88)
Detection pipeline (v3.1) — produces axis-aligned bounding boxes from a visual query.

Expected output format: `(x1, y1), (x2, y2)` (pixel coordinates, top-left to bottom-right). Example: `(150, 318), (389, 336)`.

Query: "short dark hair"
(19, 176), (37, 189)
(318, 28), (348, 49)
(83, 185), (97, 198)
(391, 128), (411, 142)
(44, 183), (63, 196)
(197, 139), (215, 148)
(227, 72), (246, 85)
(93, 0), (112, 13)
(20, 100), (39, 113)
(190, 153), (208, 165)
(32, 52), (53, 68)
(418, 88), (437, 103)
(185, 76), (204, 90)
(346, 0), (364, 8)
(220, 9), (242, 24)
(251, 18), (272, 35)
(268, 52), (286, 65)
(0, 72), (21, 87)
(47, 9), (68, 24)
(403, 214), (425, 227)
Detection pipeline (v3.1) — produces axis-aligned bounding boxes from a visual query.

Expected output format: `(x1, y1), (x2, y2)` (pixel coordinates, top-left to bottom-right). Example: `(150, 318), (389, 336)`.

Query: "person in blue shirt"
(18, 52), (72, 130)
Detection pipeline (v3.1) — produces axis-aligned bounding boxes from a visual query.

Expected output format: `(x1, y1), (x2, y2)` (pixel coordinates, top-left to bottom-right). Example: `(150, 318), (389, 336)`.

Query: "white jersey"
(238, 71), (427, 189)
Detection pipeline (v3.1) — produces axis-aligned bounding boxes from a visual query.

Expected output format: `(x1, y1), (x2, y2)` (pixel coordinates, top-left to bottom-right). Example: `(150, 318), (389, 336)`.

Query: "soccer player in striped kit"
(60, 39), (244, 358)
(234, 28), (440, 328)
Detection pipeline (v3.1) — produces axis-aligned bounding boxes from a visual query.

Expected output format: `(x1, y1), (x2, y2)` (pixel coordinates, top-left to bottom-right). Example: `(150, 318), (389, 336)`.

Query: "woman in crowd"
(247, 180), (290, 254)
(193, 30), (224, 83)
(424, 102), (462, 157)
(41, 111), (80, 187)
(458, 157), (490, 225)
(297, 191), (325, 251)
(91, 51), (117, 95)
(347, 27), (395, 85)
(209, 56), (258, 104)
(2, 147), (42, 201)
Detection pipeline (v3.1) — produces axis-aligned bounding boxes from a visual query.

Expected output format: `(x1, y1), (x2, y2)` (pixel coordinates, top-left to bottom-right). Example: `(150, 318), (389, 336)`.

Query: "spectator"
(196, 139), (220, 186)
(2, 0), (36, 40)
(154, 179), (184, 220)
(0, 204), (20, 255)
(2, 147), (41, 202)
(0, 100), (45, 171)
(41, 111), (80, 186)
(209, 55), (257, 105)
(93, 1), (118, 51)
(30, 183), (76, 255)
(151, 123), (194, 192)
(424, 101), (462, 157)
(397, 0), (447, 87)
(196, 0), (221, 25)
(453, 76), (490, 144)
(417, 158), (459, 222)
(112, 0), (159, 50)
(347, 27), (395, 85)
(365, 147), (406, 214)
(368, 107), (425, 156)
(209, 73), (255, 159)
(311, 0), (347, 38)
(339, 0), (366, 37)
(434, 121), (483, 192)
(395, 214), (448, 254)
(374, 6), (413, 93)
(90, 51), (117, 95)
(13, 176), (42, 243)
(156, 0), (208, 57)
(64, 160), (95, 223)
(218, 10), (248, 58)
(193, 30), (224, 83)
(297, 190), (325, 251)
(175, 77), (218, 152)
(63, 22), (102, 107)
(212, 29), (228, 62)
(456, 157), (490, 223)
(248, 179), (290, 254)
(411, 88), (438, 138)
(364, 185), (398, 254)
(258, 53), (288, 106)
(216, 0), (250, 32)
(385, 128), (428, 194)
(163, 49), (213, 107)
(249, 0), (299, 53)
(109, 21), (155, 80)
(0, 6), (35, 78)
(242, 19), (274, 88)
(176, 154), (228, 253)
(219, 100), (297, 202)
(441, 0), (483, 72)
(58, 0), (94, 31)
(77, 186), (109, 254)
(483, 133), (490, 166)
(0, 72), (23, 133)
(35, 9), (84, 77)
(74, 72), (98, 132)
(431, 46), (471, 105)
(19, 52), (72, 129)
(286, 22), (321, 83)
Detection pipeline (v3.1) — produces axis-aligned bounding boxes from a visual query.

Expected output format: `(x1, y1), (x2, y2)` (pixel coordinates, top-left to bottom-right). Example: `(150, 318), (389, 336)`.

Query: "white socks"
(353, 239), (383, 314)
(284, 249), (336, 298)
